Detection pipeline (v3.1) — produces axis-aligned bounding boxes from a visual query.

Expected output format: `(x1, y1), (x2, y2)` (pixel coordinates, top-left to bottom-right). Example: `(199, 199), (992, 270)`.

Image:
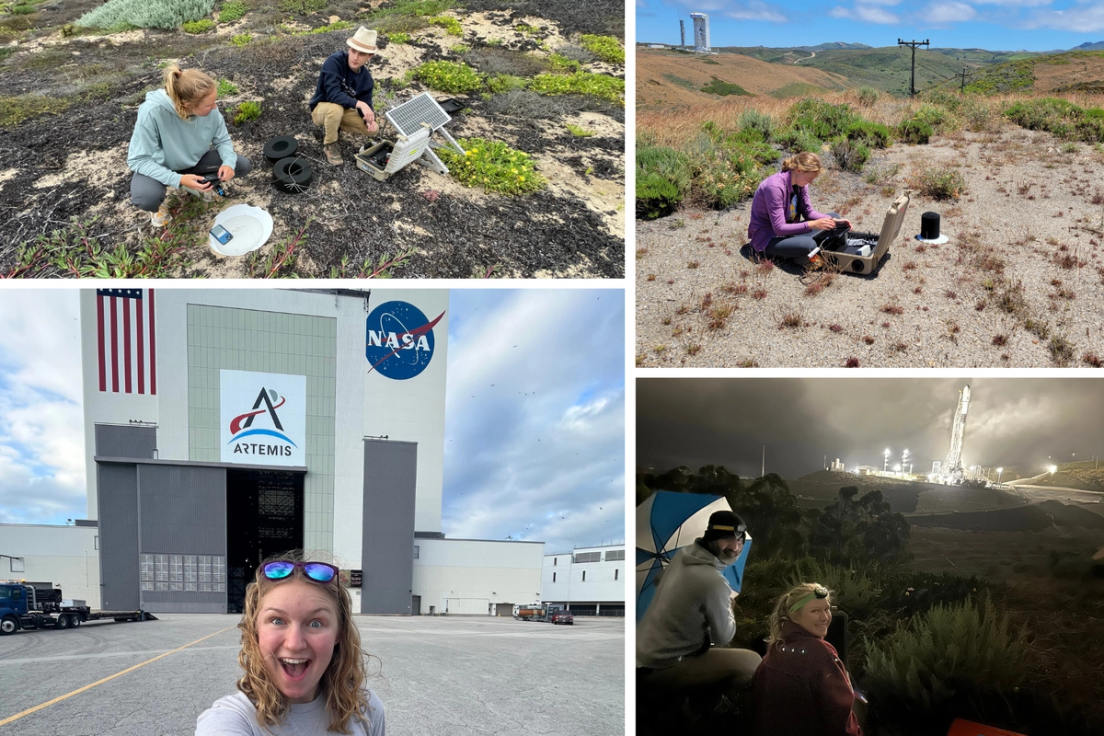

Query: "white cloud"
(830, 3), (901, 24)
(442, 291), (625, 554)
(924, 1), (979, 24)
(0, 291), (86, 525)
(1025, 3), (1104, 31)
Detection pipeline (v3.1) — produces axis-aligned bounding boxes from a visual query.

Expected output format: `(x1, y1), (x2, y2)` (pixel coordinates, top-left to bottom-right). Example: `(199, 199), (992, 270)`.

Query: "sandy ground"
(635, 123), (1104, 367)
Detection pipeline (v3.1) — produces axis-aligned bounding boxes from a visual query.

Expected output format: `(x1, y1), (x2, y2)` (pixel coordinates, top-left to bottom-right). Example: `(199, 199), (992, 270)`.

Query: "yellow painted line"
(0, 626), (234, 727)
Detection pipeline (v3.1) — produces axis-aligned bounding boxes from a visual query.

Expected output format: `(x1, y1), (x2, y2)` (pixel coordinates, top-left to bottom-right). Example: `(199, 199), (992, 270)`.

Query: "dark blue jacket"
(309, 50), (374, 111)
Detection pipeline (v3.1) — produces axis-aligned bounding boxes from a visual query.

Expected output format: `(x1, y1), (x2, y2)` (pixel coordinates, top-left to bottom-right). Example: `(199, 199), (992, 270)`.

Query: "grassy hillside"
(637, 46), (848, 108)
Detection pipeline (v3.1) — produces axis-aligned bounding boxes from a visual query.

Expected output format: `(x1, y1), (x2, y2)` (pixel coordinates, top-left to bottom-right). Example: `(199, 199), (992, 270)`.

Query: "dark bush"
(465, 48), (547, 76)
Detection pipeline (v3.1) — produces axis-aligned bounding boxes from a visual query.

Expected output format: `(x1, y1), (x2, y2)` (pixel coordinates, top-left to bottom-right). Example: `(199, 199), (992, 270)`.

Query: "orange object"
(946, 718), (1028, 736)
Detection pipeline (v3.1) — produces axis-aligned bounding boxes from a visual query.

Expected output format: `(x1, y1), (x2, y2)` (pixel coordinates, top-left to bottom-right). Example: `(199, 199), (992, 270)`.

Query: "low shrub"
(636, 173), (682, 219)
(547, 53), (581, 73)
(865, 596), (1028, 723)
(555, 44), (596, 64)
(466, 48), (546, 76)
(182, 18), (214, 33)
(218, 0), (246, 23)
(898, 118), (932, 144)
(0, 93), (71, 128)
(579, 34), (624, 65)
(217, 78), (239, 95)
(700, 78), (752, 97)
(78, 0), (217, 30)
(787, 98), (856, 140)
(387, 32), (411, 44)
(230, 33), (250, 46)
(486, 73), (526, 94)
(413, 60), (483, 94)
(775, 127), (822, 153)
(529, 71), (624, 103)
(738, 109), (775, 141)
(233, 100), (261, 125)
(428, 15), (461, 36)
(845, 119), (892, 148)
(437, 137), (546, 195)
(565, 123), (593, 137)
(279, 0), (326, 14)
(914, 166), (966, 199)
(857, 86), (879, 105)
(832, 137), (870, 173)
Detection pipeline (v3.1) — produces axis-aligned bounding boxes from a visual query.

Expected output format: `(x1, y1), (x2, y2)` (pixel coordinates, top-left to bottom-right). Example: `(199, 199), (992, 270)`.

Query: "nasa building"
(65, 288), (544, 616)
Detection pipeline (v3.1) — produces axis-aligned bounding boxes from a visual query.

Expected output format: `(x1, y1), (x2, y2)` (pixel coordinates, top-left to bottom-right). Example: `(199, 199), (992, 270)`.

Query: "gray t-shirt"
(195, 689), (385, 736)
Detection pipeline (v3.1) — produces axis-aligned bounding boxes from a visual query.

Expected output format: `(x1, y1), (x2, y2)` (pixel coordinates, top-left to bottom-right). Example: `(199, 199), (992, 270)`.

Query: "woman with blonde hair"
(751, 583), (861, 736)
(747, 152), (850, 267)
(127, 64), (252, 227)
(195, 551), (384, 736)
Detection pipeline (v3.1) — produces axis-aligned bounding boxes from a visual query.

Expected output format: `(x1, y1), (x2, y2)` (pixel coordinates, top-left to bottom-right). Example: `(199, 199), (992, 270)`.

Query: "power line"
(898, 38), (931, 97)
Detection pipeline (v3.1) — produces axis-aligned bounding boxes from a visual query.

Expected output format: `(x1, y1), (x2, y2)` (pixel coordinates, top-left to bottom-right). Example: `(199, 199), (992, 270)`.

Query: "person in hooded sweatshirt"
(127, 65), (252, 228)
(637, 510), (762, 692)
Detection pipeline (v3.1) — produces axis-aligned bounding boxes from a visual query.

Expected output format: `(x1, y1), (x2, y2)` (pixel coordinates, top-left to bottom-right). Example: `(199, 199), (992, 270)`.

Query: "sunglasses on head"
(261, 560), (339, 583)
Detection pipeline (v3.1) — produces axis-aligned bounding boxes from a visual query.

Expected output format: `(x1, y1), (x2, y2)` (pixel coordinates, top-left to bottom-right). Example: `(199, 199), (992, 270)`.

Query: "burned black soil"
(0, 1), (625, 278)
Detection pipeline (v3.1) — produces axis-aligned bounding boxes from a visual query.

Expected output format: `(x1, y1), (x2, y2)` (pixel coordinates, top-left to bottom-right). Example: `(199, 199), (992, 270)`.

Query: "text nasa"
(231, 442), (293, 456)
(368, 329), (431, 351)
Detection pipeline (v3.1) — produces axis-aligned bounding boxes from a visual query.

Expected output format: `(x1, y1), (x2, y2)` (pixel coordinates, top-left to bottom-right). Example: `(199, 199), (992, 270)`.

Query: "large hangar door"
(226, 469), (304, 612)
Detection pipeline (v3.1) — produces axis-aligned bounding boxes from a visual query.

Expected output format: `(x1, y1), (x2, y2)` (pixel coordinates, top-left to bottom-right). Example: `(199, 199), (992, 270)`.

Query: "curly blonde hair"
(766, 582), (833, 645)
(162, 64), (216, 119)
(237, 550), (372, 734)
(781, 152), (822, 174)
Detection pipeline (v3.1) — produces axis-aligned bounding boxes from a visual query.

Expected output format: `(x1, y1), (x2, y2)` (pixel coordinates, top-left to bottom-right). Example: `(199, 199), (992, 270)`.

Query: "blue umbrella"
(636, 491), (753, 622)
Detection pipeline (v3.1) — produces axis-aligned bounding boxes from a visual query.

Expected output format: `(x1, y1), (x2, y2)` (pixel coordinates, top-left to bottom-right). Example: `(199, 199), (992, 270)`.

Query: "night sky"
(638, 377), (1104, 479)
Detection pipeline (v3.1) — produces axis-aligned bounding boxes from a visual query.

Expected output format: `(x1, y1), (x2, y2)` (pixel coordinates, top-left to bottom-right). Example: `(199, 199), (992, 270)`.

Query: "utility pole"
(960, 67), (967, 92)
(898, 38), (930, 97)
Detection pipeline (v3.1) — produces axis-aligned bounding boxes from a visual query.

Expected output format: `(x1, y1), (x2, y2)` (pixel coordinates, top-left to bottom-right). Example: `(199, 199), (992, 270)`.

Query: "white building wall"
(412, 538), (544, 615)
(0, 524), (101, 608)
(80, 289), (449, 559)
(541, 545), (625, 603)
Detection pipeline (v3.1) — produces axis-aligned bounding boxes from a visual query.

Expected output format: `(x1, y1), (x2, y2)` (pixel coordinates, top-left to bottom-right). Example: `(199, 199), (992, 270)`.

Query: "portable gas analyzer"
(820, 191), (911, 276)
(355, 91), (465, 180)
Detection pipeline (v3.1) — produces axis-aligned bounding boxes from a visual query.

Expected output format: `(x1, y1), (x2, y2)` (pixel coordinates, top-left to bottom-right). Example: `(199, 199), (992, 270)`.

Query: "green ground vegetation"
(437, 137), (546, 195)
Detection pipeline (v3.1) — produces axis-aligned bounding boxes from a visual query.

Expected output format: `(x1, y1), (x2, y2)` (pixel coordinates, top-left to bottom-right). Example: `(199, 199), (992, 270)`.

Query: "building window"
(553, 572), (556, 583)
(142, 554), (224, 593)
(413, 545), (420, 559)
(614, 569), (619, 581)
(10, 557), (24, 573)
(582, 571), (586, 582)
(94, 536), (99, 550)
(553, 558), (557, 566)
(605, 549), (625, 561)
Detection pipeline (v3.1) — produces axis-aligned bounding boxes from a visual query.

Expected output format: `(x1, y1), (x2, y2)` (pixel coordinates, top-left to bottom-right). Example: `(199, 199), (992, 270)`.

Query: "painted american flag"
(96, 289), (156, 395)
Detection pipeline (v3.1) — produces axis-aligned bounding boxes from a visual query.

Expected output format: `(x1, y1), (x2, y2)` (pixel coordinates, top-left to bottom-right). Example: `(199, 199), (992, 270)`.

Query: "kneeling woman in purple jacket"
(747, 153), (850, 266)
(752, 583), (862, 736)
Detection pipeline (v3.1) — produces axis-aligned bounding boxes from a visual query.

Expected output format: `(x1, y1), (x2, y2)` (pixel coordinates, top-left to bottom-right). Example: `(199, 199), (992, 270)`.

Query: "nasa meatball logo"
(365, 301), (445, 380)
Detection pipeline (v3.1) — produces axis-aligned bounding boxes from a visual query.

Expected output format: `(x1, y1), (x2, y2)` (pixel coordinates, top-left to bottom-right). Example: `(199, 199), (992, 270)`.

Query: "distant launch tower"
(690, 13), (710, 53)
(680, 19), (685, 49)
(939, 385), (971, 484)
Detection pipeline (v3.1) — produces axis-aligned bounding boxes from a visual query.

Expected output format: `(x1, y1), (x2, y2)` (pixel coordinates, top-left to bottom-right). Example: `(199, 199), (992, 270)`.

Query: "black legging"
(763, 212), (841, 262)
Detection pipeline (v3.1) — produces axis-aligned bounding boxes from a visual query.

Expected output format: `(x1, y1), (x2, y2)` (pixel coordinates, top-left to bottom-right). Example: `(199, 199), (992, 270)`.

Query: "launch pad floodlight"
(385, 92), (465, 175)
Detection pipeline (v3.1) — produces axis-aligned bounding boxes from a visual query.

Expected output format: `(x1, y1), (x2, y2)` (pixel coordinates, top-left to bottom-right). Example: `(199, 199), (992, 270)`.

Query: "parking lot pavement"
(0, 614), (624, 736)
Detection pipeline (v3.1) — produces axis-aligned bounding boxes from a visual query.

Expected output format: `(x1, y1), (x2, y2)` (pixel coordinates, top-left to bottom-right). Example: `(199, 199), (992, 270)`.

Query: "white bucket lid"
(209, 204), (274, 256)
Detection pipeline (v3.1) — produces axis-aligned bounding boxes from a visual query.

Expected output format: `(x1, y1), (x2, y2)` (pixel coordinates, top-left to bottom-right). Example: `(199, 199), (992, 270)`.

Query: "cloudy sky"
(637, 0), (1104, 52)
(0, 288), (625, 556)
(639, 377), (1104, 479)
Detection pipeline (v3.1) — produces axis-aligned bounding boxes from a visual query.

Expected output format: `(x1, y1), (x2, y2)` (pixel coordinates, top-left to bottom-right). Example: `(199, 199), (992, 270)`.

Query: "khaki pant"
(641, 647), (762, 691)
(311, 101), (376, 145)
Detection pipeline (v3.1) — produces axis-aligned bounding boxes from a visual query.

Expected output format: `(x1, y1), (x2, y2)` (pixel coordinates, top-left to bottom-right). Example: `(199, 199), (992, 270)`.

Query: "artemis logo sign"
(220, 370), (306, 466)
(365, 301), (445, 380)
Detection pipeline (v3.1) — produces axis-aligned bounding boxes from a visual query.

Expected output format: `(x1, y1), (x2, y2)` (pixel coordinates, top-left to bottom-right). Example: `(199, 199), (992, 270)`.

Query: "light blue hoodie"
(126, 89), (238, 188)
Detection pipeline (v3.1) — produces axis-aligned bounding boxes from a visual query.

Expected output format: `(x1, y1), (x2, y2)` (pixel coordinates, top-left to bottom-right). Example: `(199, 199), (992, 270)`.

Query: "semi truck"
(0, 581), (156, 634)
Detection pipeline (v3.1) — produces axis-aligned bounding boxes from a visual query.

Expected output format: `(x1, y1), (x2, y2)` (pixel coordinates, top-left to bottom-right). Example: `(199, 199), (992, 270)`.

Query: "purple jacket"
(751, 621), (862, 736)
(747, 169), (828, 252)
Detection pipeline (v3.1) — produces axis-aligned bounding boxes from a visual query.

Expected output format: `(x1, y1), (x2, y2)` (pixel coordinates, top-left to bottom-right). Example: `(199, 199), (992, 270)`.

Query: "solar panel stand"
(383, 92), (466, 175)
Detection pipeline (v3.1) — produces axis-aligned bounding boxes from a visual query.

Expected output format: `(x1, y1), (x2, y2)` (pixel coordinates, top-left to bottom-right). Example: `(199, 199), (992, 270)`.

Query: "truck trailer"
(0, 582), (156, 634)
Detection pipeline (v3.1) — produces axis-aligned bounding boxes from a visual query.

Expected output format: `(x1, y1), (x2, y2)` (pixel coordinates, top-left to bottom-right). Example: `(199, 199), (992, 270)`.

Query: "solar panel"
(386, 92), (452, 137)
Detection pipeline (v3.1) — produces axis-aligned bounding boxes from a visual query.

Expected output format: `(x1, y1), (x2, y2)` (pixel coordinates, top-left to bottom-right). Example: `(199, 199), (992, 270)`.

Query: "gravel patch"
(636, 125), (1104, 368)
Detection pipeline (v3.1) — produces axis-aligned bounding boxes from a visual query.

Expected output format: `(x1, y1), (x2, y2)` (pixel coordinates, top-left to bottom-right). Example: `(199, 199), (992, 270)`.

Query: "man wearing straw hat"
(310, 26), (380, 166)
(637, 510), (762, 693)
